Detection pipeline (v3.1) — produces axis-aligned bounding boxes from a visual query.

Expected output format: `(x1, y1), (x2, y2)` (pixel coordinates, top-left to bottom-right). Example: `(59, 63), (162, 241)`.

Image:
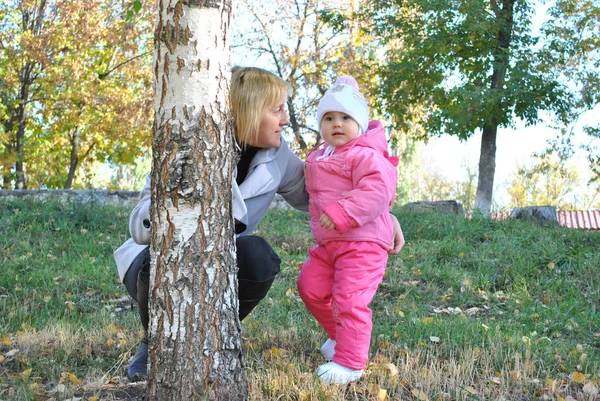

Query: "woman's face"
(248, 97), (289, 148)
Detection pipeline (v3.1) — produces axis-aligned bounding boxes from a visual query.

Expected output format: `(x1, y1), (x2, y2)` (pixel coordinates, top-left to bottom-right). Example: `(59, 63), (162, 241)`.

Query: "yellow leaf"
(68, 373), (81, 386)
(21, 368), (32, 379)
(377, 388), (387, 401)
(458, 252), (464, 258)
(1, 338), (10, 346)
(546, 378), (559, 393)
(394, 306), (405, 317)
(510, 370), (522, 382)
(572, 371), (585, 383)
(464, 386), (478, 395)
(382, 362), (399, 377)
(0, 355), (5, 364)
(106, 338), (116, 348)
(43, 296), (51, 303)
(299, 390), (309, 401)
(547, 262), (555, 270)
(412, 268), (421, 275)
(367, 383), (379, 393)
(411, 389), (429, 401)
(421, 317), (433, 325)
(523, 361), (535, 374)
(65, 301), (75, 311)
(88, 396), (100, 401)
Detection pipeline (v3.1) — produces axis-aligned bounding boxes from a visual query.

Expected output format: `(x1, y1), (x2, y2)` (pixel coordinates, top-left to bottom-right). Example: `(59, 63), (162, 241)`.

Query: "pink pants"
(297, 241), (388, 370)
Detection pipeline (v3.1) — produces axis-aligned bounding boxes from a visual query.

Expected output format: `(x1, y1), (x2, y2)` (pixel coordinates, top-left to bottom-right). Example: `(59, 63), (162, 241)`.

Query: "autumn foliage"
(0, 0), (154, 189)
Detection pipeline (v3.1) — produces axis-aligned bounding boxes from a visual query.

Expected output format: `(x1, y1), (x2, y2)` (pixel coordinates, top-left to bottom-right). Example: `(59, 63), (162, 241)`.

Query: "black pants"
(122, 235), (281, 331)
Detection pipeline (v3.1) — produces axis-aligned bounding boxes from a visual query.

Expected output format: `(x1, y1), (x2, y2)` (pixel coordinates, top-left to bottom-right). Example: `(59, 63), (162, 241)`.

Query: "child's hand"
(319, 213), (336, 230)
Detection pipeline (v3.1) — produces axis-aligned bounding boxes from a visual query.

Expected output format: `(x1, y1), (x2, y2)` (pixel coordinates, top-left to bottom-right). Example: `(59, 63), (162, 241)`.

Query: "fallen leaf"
(583, 382), (598, 396)
(464, 386), (478, 395)
(1, 337), (11, 346)
(572, 371), (585, 383)
(395, 306), (405, 317)
(490, 377), (501, 385)
(367, 383), (379, 394)
(378, 388), (387, 401)
(21, 368), (32, 379)
(382, 363), (399, 377)
(5, 349), (19, 358)
(510, 370), (521, 382)
(68, 373), (81, 386)
(411, 389), (429, 400)
(421, 317), (433, 325)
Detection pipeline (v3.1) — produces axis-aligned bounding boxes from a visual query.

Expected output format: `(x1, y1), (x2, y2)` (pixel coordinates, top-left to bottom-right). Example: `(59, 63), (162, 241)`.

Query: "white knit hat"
(317, 75), (369, 135)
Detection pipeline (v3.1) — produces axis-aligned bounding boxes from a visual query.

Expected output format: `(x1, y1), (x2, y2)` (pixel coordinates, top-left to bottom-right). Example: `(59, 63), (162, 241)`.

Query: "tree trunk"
(474, 123), (497, 215)
(64, 127), (81, 189)
(148, 0), (246, 400)
(473, 0), (516, 216)
(15, 65), (33, 190)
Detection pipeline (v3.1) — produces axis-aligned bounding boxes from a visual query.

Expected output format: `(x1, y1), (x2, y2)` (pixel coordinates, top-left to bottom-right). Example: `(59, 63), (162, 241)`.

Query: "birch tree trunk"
(147, 0), (246, 399)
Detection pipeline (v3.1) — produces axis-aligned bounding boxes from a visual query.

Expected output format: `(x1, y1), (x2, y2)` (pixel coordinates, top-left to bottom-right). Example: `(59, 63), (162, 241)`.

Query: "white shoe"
(316, 361), (364, 384)
(320, 339), (336, 361)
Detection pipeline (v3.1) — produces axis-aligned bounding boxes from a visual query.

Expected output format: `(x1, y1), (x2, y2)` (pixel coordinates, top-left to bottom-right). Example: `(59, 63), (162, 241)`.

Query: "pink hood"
(305, 120), (398, 247)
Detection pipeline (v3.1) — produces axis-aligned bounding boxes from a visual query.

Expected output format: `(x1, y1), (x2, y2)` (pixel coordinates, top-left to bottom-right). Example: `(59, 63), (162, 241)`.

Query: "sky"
(420, 107), (599, 206)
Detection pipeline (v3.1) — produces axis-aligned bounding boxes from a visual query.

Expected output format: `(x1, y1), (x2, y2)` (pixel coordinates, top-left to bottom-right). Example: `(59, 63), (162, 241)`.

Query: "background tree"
(541, 0), (600, 183)
(0, 0), (48, 189)
(359, 0), (599, 215)
(233, 0), (385, 154)
(0, 0), (153, 189)
(148, 0), (246, 399)
(507, 154), (584, 210)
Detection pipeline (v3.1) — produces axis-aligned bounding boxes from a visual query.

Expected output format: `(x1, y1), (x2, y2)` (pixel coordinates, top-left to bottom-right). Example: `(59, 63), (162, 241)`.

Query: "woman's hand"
(320, 213), (336, 231)
(389, 214), (405, 255)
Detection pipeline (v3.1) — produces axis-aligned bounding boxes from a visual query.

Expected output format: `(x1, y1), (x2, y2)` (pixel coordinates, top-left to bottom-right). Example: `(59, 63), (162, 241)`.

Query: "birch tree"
(148, 0), (246, 400)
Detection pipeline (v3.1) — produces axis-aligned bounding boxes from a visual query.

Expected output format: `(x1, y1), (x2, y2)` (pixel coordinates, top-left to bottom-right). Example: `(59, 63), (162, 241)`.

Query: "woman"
(113, 67), (405, 382)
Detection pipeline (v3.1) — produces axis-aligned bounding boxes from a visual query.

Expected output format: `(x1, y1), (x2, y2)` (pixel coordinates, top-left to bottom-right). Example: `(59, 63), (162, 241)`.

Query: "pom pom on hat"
(317, 75), (369, 135)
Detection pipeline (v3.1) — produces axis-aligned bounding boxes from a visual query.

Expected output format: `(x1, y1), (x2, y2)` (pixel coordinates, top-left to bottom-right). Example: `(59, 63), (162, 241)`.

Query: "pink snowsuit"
(297, 120), (398, 370)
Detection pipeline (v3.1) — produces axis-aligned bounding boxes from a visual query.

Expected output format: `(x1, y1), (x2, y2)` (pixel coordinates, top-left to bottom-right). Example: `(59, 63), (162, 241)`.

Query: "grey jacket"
(113, 137), (309, 282)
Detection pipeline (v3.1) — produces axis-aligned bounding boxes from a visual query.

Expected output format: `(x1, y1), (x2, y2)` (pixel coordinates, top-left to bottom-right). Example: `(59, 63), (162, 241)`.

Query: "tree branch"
(98, 51), (151, 79)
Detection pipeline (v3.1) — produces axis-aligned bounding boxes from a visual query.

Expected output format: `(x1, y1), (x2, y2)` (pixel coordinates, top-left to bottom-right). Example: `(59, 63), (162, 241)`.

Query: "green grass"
(1, 199), (600, 400)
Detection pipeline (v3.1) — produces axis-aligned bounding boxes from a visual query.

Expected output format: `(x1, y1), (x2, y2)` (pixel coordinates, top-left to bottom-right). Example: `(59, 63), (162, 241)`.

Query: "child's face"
(320, 111), (360, 147)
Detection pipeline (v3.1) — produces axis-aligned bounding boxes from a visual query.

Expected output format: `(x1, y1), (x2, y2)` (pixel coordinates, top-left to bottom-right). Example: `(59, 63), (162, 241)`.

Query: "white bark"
(148, 0), (246, 400)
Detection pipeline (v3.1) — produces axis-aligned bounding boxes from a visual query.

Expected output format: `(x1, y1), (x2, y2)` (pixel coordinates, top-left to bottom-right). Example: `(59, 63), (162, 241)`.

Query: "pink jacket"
(305, 120), (399, 248)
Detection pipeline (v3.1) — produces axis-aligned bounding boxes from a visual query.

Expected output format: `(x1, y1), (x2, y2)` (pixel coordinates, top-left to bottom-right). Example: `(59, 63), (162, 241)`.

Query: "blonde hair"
(231, 67), (289, 146)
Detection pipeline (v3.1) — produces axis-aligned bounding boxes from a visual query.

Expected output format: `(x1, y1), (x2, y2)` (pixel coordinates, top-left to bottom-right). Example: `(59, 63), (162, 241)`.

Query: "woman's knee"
(236, 235), (280, 282)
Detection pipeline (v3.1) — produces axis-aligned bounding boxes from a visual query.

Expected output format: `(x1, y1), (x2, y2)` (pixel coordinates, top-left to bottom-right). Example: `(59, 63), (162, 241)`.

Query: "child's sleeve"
(323, 150), (397, 234)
